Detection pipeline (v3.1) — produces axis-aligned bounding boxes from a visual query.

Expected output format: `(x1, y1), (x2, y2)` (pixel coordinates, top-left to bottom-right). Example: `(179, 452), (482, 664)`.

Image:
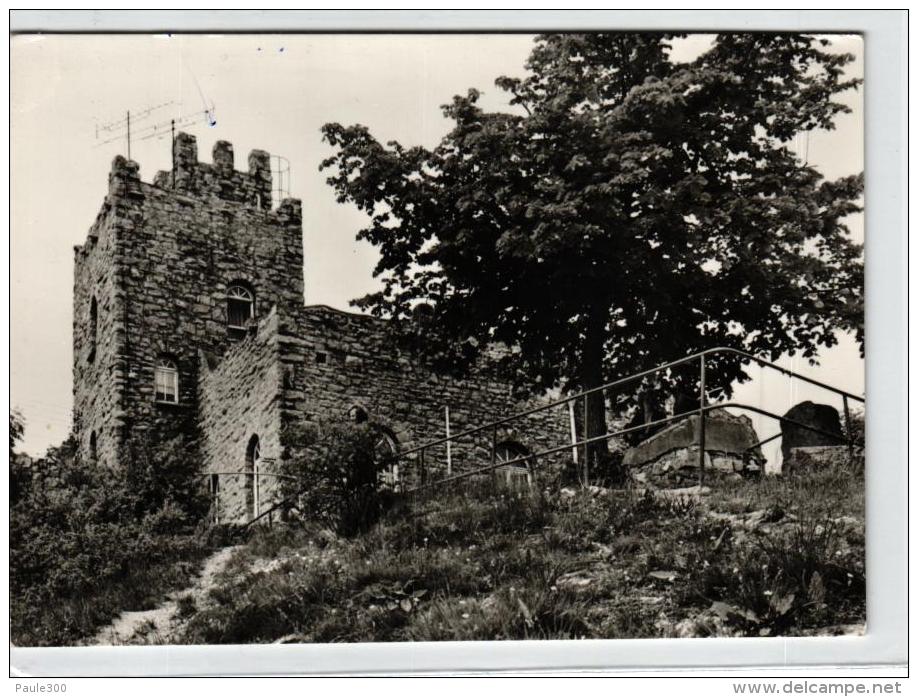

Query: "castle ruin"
(72, 134), (568, 522)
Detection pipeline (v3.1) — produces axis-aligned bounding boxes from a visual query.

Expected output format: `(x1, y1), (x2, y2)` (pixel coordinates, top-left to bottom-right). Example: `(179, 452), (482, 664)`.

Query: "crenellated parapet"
(150, 132), (277, 211)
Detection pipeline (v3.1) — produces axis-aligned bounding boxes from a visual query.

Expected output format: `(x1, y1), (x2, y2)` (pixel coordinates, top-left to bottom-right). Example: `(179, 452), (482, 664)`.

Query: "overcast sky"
(11, 33), (864, 463)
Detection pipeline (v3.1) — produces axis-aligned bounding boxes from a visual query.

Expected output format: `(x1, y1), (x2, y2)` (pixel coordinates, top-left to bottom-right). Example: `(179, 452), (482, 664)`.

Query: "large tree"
(320, 33), (864, 452)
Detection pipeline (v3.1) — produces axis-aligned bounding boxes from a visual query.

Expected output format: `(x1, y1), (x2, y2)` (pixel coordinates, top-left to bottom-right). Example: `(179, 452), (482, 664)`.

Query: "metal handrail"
(397, 346), (864, 493)
(403, 400), (852, 494)
(394, 346), (863, 461)
(207, 347), (863, 519)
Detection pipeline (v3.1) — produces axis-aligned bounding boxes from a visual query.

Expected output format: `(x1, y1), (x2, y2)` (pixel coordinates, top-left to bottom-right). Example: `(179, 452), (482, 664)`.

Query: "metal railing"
(202, 347), (864, 527)
(201, 470), (298, 528)
(395, 346), (865, 493)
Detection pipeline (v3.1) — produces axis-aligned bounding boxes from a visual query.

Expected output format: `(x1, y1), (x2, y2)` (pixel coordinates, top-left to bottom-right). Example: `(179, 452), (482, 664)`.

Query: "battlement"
(148, 132), (275, 210)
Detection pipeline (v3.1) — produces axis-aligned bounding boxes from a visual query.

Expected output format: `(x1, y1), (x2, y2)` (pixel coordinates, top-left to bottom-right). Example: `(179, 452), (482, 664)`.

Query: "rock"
(556, 572), (594, 589)
(560, 487), (578, 499)
(783, 445), (852, 474)
(647, 570), (678, 583)
(745, 506), (785, 529)
(623, 409), (763, 487)
(780, 401), (845, 461)
(656, 485), (711, 500)
(611, 534), (642, 554)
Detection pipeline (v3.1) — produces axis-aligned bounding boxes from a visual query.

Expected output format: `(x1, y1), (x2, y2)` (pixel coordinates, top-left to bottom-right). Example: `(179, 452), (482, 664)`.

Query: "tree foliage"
(280, 421), (396, 536)
(320, 33), (864, 432)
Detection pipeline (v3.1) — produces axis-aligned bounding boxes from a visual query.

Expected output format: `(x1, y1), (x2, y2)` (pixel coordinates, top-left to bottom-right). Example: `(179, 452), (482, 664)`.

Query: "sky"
(10, 33), (864, 466)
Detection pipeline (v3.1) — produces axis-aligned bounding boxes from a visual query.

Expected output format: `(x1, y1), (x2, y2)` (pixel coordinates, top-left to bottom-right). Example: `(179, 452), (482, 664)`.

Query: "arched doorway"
(494, 440), (532, 491)
(245, 434), (261, 521)
(373, 427), (399, 490)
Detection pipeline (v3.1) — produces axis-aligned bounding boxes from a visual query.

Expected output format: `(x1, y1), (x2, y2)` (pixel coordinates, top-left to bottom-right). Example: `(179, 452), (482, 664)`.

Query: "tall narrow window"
(89, 431), (98, 463)
(227, 284), (255, 333)
(154, 358), (179, 403)
(246, 435), (261, 521)
(88, 296), (98, 363)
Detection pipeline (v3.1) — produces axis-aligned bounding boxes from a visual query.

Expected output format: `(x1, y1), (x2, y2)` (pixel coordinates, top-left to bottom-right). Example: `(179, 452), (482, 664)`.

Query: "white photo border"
(8, 9), (907, 676)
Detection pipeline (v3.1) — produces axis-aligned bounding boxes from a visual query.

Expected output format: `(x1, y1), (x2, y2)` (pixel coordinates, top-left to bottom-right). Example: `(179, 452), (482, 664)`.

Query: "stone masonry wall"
(72, 133), (303, 467)
(277, 306), (572, 489)
(73, 189), (125, 468)
(198, 308), (285, 523)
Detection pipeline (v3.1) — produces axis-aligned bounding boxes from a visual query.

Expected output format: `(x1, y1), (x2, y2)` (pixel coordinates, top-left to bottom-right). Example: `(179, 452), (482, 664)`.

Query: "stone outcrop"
(780, 401), (845, 461)
(623, 409), (763, 488)
(782, 445), (856, 476)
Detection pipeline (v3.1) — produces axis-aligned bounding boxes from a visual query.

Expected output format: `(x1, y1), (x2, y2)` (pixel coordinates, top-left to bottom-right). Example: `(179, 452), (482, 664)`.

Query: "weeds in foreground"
(178, 462), (864, 643)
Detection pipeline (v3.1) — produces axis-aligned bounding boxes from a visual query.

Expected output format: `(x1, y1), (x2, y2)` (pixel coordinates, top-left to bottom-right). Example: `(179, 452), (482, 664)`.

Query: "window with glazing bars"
(155, 358), (179, 403)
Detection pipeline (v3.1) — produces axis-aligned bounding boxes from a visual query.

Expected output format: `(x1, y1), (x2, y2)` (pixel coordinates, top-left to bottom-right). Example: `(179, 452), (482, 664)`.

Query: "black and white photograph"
(10, 18), (881, 665)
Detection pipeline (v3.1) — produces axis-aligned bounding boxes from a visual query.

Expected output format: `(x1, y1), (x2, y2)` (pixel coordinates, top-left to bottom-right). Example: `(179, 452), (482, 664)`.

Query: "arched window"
(154, 357), (179, 404)
(88, 296), (98, 363)
(374, 427), (400, 490)
(348, 405), (369, 424)
(89, 430), (98, 463)
(494, 440), (532, 490)
(227, 284), (255, 334)
(245, 435), (261, 521)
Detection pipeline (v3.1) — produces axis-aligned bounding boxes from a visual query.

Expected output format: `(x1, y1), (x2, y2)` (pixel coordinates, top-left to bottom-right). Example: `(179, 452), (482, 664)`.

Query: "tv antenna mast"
(94, 100), (217, 159)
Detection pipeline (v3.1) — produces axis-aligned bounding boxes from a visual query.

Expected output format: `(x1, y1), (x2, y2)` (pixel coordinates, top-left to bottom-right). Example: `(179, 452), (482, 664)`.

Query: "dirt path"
(87, 545), (242, 646)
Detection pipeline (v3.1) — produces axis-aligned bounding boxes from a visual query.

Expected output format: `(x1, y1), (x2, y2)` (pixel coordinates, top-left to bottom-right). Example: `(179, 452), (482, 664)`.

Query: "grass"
(12, 541), (210, 646)
(177, 461), (865, 643)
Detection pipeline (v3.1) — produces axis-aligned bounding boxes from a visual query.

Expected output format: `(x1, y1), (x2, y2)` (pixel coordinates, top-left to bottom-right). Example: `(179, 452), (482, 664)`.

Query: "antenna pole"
(126, 110), (131, 160)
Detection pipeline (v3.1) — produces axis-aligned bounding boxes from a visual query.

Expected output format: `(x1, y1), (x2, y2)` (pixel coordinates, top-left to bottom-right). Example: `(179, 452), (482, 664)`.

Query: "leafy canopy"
(320, 33), (863, 406)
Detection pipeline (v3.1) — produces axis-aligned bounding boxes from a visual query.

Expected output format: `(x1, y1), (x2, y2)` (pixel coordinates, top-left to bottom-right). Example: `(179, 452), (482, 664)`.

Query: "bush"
(10, 431), (209, 646)
(280, 421), (396, 536)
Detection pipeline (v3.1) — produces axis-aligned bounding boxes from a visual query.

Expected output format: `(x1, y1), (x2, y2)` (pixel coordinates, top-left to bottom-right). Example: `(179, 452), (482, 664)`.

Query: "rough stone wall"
(72, 133), (303, 467)
(72, 194), (124, 468)
(198, 309), (285, 523)
(276, 305), (572, 488)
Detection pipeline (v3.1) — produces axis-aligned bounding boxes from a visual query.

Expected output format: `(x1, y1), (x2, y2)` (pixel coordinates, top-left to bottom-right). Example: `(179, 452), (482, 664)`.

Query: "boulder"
(780, 401), (844, 461)
(622, 409), (763, 488)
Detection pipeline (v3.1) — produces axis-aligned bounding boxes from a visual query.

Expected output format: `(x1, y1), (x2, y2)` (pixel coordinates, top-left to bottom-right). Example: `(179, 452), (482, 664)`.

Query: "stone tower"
(72, 133), (303, 467)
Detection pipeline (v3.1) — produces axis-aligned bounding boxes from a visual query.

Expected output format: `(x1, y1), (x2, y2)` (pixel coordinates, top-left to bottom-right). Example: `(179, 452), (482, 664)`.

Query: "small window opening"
(155, 358), (180, 404)
(348, 405), (369, 423)
(315, 352), (327, 364)
(227, 284), (255, 334)
(209, 473), (221, 525)
(89, 430), (98, 463)
(88, 296), (98, 363)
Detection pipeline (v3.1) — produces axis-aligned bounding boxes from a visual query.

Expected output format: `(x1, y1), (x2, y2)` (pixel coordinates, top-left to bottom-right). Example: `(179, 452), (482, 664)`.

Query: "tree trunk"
(581, 311), (609, 475)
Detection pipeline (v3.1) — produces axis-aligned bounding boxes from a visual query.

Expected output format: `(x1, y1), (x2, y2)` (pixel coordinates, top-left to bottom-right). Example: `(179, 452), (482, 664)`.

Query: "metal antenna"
(94, 100), (216, 154)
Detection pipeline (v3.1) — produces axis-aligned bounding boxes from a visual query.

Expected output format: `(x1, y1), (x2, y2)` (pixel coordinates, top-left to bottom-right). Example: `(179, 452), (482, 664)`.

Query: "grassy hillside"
(174, 461), (865, 643)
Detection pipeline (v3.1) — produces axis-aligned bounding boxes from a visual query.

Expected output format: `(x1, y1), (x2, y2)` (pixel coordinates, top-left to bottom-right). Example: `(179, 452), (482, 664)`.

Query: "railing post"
(843, 395), (854, 464)
(698, 355), (706, 487)
(583, 394), (590, 488)
(490, 425), (498, 467)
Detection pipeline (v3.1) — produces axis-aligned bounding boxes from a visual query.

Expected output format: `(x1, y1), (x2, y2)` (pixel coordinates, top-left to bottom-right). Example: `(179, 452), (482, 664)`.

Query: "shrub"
(10, 431), (209, 646)
(280, 421), (396, 536)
